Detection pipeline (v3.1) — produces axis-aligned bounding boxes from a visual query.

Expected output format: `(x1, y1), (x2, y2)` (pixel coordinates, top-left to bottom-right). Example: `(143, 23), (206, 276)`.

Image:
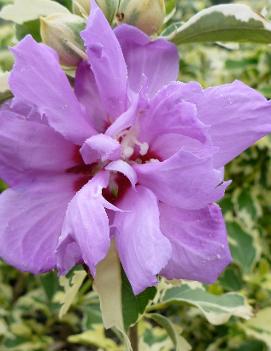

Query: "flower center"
(118, 129), (149, 161)
(67, 131), (160, 201)
(102, 172), (131, 204)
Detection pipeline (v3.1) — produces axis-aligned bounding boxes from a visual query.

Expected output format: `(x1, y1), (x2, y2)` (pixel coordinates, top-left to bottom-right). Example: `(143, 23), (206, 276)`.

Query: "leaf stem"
(129, 324), (138, 351)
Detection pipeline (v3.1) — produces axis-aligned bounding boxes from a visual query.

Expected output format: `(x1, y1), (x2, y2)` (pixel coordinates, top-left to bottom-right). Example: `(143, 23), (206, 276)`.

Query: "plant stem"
(129, 324), (138, 351)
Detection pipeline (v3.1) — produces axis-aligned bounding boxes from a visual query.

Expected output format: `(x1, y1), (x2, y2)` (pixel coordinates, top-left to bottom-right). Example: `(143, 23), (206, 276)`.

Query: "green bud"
(72, 0), (90, 17)
(72, 0), (119, 24)
(117, 0), (166, 35)
(40, 13), (86, 67)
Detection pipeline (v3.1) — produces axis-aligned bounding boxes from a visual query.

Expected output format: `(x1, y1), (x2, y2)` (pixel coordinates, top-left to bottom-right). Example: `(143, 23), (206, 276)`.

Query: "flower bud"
(117, 0), (166, 35)
(72, 0), (119, 24)
(40, 14), (86, 67)
(72, 0), (90, 17)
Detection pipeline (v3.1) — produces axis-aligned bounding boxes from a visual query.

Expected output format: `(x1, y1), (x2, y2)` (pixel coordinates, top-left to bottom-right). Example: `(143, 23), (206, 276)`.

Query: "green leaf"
(219, 265), (243, 291)
(0, 50), (13, 72)
(163, 4), (271, 45)
(146, 313), (191, 351)
(82, 304), (103, 329)
(237, 189), (258, 219)
(164, 0), (176, 23)
(234, 340), (266, 351)
(160, 284), (252, 325)
(0, 0), (69, 24)
(227, 221), (259, 273)
(16, 19), (41, 42)
(121, 269), (156, 331)
(40, 271), (59, 302)
(161, 20), (182, 37)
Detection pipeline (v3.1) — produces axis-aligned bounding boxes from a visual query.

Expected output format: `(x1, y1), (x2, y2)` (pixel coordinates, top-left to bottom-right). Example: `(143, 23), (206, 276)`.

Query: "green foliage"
(121, 269), (156, 331)
(146, 313), (191, 351)
(0, 0), (69, 24)
(1, 0), (271, 350)
(164, 4), (271, 44)
(16, 20), (41, 42)
(159, 284), (252, 325)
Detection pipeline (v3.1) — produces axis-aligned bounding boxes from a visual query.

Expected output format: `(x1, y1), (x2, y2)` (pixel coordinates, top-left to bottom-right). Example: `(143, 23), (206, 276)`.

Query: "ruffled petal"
(56, 172), (111, 276)
(160, 203), (232, 283)
(198, 81), (271, 167)
(81, 1), (128, 119)
(150, 133), (217, 160)
(0, 175), (75, 273)
(74, 61), (107, 132)
(134, 149), (230, 210)
(0, 108), (76, 186)
(114, 186), (171, 294)
(80, 134), (121, 164)
(115, 24), (179, 97)
(169, 81), (271, 167)
(139, 83), (207, 144)
(9, 35), (95, 144)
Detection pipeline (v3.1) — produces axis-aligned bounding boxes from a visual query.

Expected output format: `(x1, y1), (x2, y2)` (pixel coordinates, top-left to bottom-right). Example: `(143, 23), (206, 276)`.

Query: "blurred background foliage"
(1, 0), (271, 350)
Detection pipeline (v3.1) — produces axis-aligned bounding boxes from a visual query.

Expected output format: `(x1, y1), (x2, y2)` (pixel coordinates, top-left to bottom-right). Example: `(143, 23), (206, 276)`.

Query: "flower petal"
(74, 61), (107, 132)
(56, 172), (111, 276)
(0, 175), (75, 273)
(134, 149), (230, 210)
(115, 24), (179, 97)
(198, 81), (271, 167)
(105, 93), (139, 137)
(171, 81), (271, 167)
(0, 107), (76, 186)
(80, 134), (121, 164)
(105, 160), (137, 188)
(139, 83), (207, 144)
(159, 203), (232, 283)
(81, 1), (128, 118)
(151, 133), (217, 160)
(9, 35), (95, 144)
(2, 98), (46, 123)
(114, 186), (172, 294)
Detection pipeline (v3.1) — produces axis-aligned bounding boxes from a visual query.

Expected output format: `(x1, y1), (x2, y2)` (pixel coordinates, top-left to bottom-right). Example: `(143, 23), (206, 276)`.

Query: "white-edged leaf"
(58, 270), (87, 318)
(93, 243), (125, 332)
(0, 0), (69, 24)
(164, 4), (271, 44)
(93, 242), (156, 349)
(146, 313), (191, 351)
(244, 308), (271, 347)
(68, 325), (121, 350)
(94, 243), (156, 333)
(160, 284), (252, 325)
(164, 0), (176, 24)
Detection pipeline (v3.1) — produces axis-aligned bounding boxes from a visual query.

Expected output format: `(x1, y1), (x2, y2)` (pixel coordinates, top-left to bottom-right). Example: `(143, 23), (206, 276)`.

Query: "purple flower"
(1, 1), (271, 294)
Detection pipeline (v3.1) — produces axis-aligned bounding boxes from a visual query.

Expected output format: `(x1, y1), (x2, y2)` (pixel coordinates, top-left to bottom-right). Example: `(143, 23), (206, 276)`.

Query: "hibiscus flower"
(0, 1), (271, 294)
